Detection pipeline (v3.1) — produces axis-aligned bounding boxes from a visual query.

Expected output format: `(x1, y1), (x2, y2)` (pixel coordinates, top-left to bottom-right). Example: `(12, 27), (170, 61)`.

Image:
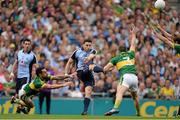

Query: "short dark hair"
(23, 38), (31, 43)
(119, 46), (126, 52)
(36, 67), (45, 76)
(83, 39), (92, 44)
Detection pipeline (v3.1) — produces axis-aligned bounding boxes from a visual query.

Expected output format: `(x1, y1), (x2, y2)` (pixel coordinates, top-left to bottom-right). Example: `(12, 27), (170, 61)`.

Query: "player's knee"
(116, 88), (125, 97)
(117, 93), (123, 98)
(131, 92), (137, 100)
(89, 64), (95, 70)
(132, 95), (136, 100)
(27, 101), (34, 108)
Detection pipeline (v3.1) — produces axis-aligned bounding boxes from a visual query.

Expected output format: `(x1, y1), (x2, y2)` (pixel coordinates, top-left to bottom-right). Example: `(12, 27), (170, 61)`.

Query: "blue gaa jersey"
(71, 48), (96, 71)
(17, 50), (36, 81)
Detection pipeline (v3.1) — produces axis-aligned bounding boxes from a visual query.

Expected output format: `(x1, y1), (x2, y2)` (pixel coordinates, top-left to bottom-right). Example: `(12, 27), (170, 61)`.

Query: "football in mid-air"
(154, 0), (165, 9)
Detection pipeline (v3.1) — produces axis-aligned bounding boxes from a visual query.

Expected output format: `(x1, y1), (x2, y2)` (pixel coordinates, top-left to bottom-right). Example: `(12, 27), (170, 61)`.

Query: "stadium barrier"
(0, 97), (179, 117)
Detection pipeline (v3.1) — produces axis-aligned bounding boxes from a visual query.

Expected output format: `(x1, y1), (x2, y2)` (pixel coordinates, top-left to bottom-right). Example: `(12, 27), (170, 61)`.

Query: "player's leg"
(15, 78), (21, 98)
(11, 83), (27, 113)
(21, 95), (34, 114)
(11, 95), (27, 114)
(39, 91), (44, 114)
(104, 84), (128, 116)
(15, 78), (28, 113)
(11, 95), (26, 106)
(129, 74), (140, 116)
(81, 86), (93, 115)
(177, 106), (180, 117)
(46, 91), (51, 114)
(89, 64), (104, 73)
(131, 91), (140, 116)
(78, 70), (94, 115)
(15, 77), (27, 97)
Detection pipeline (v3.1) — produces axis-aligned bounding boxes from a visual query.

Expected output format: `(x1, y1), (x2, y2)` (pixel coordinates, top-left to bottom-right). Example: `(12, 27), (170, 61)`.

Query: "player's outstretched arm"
(42, 82), (72, 89)
(103, 63), (114, 73)
(51, 74), (72, 81)
(156, 24), (173, 41)
(154, 31), (174, 48)
(129, 25), (137, 52)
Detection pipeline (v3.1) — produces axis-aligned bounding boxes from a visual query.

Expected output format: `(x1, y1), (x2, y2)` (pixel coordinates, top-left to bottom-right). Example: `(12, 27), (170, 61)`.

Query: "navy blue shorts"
(16, 77), (28, 94)
(77, 70), (94, 87)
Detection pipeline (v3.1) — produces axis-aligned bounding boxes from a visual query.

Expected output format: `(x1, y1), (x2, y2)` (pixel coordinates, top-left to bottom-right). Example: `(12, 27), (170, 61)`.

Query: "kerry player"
(11, 67), (73, 114)
(104, 25), (140, 116)
(152, 23), (180, 117)
(152, 23), (180, 57)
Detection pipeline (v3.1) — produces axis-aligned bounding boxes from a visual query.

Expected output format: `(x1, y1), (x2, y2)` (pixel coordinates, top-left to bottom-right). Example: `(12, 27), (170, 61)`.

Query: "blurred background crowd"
(0, 0), (179, 100)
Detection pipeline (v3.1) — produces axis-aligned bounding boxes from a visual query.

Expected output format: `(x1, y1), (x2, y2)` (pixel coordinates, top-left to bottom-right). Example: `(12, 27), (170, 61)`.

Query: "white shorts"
(120, 73), (138, 92)
(18, 84), (26, 98)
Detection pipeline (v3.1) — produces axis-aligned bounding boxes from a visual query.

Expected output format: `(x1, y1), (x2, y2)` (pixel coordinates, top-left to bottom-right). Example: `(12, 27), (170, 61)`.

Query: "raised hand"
(130, 24), (137, 35)
(9, 72), (15, 80)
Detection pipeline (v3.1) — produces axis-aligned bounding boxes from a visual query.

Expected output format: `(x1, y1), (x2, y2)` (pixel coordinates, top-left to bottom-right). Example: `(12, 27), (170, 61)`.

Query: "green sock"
(113, 99), (121, 109)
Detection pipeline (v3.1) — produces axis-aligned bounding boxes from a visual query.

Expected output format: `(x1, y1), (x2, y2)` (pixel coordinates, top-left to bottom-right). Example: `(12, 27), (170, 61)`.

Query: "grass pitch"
(0, 114), (179, 120)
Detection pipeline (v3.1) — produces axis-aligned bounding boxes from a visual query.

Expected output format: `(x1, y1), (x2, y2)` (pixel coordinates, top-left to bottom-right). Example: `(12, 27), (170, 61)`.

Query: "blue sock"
(83, 98), (90, 112)
(93, 66), (104, 73)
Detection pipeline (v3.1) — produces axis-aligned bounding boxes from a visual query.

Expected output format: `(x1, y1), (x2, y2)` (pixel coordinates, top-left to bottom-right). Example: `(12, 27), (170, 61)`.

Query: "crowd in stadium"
(0, 0), (179, 100)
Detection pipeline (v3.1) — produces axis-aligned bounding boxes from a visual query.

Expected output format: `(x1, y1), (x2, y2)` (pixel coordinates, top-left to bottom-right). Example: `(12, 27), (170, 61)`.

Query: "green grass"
(0, 114), (179, 120)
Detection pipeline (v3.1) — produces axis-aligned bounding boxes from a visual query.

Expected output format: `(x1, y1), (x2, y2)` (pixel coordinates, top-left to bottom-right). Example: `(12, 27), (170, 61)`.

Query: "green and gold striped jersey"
(174, 43), (180, 57)
(110, 50), (136, 77)
(23, 75), (51, 96)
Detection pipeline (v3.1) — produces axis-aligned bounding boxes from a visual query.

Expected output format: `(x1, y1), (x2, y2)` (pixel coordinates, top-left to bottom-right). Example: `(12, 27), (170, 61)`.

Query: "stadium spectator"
(172, 79), (180, 99)
(0, 83), (4, 96)
(137, 82), (148, 99)
(160, 80), (175, 100)
(146, 82), (160, 99)
(67, 81), (83, 98)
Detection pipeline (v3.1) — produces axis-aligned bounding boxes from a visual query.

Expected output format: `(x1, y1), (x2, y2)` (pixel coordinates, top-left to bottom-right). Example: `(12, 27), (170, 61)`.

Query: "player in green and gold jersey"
(11, 67), (73, 114)
(152, 23), (180, 117)
(152, 23), (180, 57)
(104, 25), (140, 116)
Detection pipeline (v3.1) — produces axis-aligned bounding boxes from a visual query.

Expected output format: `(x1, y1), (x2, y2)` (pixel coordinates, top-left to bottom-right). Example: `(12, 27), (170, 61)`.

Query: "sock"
(113, 99), (121, 109)
(83, 98), (91, 112)
(178, 106), (180, 115)
(135, 103), (140, 115)
(14, 99), (21, 104)
(93, 66), (104, 73)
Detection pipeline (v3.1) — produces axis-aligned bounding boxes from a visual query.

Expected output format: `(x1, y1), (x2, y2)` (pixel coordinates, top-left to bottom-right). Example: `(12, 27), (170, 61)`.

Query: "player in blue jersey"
(10, 38), (37, 113)
(65, 39), (104, 115)
(10, 38), (37, 94)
